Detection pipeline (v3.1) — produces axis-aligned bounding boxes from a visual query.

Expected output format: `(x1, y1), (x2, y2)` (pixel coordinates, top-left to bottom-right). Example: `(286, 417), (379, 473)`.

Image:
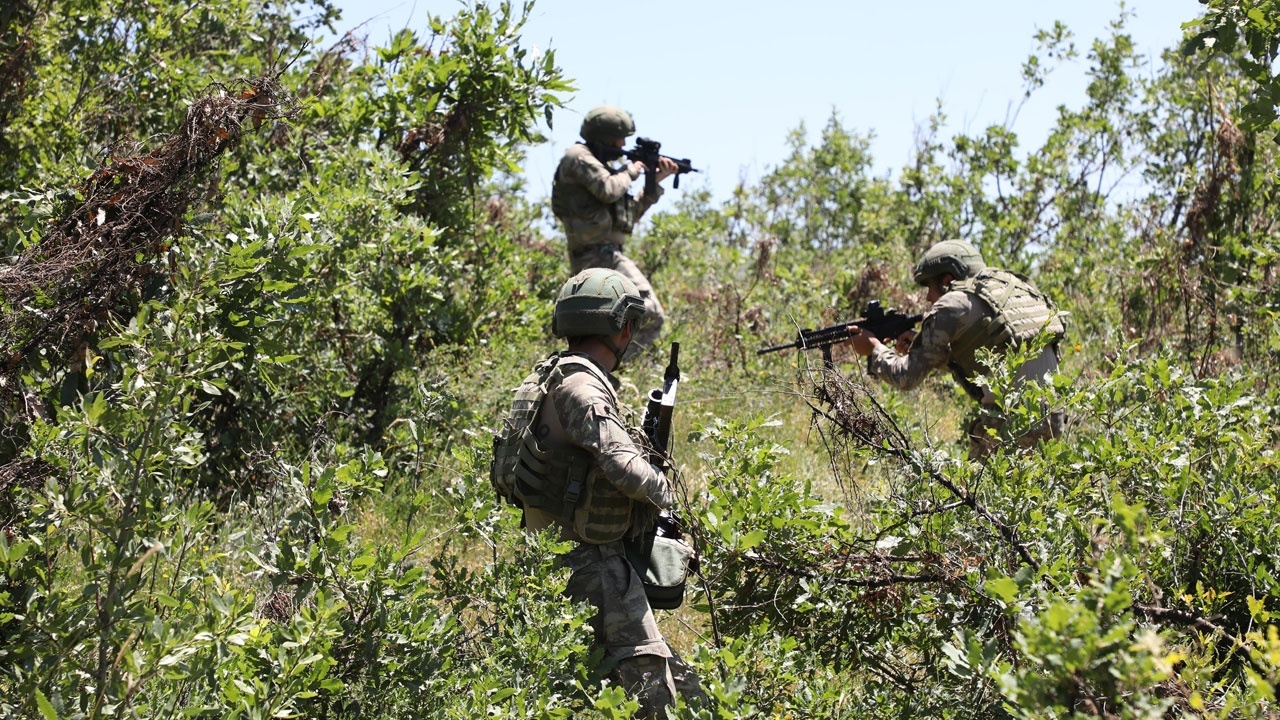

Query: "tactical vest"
(946, 269), (1066, 400)
(490, 354), (639, 543)
(551, 145), (637, 237)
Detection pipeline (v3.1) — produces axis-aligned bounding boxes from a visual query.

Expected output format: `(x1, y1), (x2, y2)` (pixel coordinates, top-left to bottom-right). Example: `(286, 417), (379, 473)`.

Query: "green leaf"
(84, 392), (108, 425)
(35, 690), (58, 720)
(262, 279), (297, 292)
(984, 576), (1020, 604)
(739, 529), (767, 550)
(312, 487), (333, 507)
(0, 538), (29, 564)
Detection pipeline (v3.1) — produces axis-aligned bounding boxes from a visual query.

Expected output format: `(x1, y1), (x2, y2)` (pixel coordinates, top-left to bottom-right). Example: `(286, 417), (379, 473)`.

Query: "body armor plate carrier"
(946, 269), (1066, 400)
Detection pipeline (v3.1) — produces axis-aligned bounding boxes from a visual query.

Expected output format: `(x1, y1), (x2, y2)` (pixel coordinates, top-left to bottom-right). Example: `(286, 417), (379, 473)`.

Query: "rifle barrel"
(756, 340), (799, 355)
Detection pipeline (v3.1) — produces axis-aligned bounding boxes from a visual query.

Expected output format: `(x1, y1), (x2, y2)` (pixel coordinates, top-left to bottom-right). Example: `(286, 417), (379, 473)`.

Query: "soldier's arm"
(553, 380), (673, 509)
(632, 156), (677, 218)
(562, 150), (642, 204)
(867, 292), (970, 390)
(632, 181), (665, 220)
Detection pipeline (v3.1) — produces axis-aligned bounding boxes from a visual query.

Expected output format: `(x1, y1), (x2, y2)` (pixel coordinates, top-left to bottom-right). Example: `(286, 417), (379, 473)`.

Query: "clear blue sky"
(326, 1), (1205, 204)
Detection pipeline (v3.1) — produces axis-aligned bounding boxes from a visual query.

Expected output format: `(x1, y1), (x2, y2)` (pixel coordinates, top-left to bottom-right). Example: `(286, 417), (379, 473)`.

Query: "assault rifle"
(624, 137), (699, 197)
(757, 300), (923, 368)
(642, 342), (684, 539)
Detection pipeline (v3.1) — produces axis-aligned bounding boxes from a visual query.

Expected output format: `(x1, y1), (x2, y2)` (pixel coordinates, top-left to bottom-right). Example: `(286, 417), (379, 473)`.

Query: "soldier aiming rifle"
(551, 106), (698, 359)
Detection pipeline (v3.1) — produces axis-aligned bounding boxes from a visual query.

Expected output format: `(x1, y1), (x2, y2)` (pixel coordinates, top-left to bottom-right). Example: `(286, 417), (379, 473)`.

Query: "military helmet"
(913, 239), (987, 286)
(579, 105), (636, 144)
(552, 268), (647, 338)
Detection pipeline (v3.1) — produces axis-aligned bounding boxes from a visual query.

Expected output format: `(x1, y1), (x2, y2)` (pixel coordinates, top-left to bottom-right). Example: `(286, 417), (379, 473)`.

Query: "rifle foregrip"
(801, 326), (854, 347)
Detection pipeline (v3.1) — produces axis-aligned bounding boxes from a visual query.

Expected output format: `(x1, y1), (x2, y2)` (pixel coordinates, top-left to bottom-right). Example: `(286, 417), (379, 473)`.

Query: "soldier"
(849, 240), (1067, 456)
(551, 105), (678, 358)
(494, 268), (700, 717)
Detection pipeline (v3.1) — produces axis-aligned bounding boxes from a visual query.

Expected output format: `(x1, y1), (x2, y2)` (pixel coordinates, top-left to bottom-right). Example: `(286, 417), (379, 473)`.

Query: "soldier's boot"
(614, 654), (676, 719)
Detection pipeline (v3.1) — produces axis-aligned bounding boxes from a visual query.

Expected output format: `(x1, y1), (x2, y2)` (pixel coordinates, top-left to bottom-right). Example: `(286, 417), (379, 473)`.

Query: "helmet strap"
(603, 320), (636, 368)
(601, 337), (627, 367)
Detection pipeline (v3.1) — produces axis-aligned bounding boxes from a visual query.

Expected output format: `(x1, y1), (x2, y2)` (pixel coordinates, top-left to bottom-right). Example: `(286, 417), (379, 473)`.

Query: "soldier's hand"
(628, 160), (647, 177)
(849, 327), (879, 356)
(894, 329), (916, 355)
(653, 156), (678, 183)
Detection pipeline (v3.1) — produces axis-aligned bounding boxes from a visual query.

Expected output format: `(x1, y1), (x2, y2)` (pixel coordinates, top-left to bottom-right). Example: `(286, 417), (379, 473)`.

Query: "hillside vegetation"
(3, 1), (1280, 718)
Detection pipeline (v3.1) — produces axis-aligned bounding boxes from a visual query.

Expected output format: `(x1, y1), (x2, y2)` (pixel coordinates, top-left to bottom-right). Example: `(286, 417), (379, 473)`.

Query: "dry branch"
(0, 73), (293, 393)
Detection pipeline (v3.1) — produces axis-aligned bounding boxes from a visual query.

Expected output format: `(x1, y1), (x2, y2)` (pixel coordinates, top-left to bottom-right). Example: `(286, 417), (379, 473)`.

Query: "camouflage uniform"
(552, 143), (666, 355)
(867, 270), (1065, 456)
(519, 352), (700, 717)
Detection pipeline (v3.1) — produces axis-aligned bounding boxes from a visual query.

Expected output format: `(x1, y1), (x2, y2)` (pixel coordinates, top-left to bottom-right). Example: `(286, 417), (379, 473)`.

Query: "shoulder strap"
(527, 353), (567, 419)
(502, 353), (565, 437)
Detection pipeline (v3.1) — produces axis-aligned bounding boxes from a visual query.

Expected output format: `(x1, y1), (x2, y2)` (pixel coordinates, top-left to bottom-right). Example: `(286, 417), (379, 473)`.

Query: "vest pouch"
(572, 469), (633, 544)
(492, 355), (564, 507)
(490, 430), (521, 505)
(513, 431), (554, 511)
(609, 195), (637, 234)
(513, 431), (589, 525)
(624, 531), (694, 610)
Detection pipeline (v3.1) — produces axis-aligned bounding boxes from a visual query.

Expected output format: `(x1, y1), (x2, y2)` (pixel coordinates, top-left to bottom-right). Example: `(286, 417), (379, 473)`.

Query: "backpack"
(490, 354), (563, 507)
(490, 355), (597, 525)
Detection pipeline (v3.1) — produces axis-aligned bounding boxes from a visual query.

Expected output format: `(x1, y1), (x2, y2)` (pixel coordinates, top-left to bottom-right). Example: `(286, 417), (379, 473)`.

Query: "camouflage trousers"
(569, 244), (665, 358)
(563, 541), (703, 718)
(967, 408), (1067, 460)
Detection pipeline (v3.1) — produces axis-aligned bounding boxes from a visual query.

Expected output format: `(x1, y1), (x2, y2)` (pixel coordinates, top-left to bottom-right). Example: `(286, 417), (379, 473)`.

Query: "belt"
(570, 243), (621, 259)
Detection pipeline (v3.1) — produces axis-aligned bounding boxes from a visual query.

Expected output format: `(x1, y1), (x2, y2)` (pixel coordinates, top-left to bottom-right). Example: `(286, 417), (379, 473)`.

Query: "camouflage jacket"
(522, 352), (672, 542)
(551, 143), (663, 252)
(867, 273), (1061, 405)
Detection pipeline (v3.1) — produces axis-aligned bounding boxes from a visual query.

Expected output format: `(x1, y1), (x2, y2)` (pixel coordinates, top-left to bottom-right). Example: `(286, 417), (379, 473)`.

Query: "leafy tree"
(1185, 0), (1280, 131)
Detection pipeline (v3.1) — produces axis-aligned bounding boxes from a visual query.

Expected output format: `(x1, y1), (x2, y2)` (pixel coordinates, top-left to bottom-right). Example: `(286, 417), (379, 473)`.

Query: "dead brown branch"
(0, 73), (294, 393)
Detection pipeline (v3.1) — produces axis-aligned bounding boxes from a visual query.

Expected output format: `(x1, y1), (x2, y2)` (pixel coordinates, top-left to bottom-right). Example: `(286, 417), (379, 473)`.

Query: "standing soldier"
(849, 240), (1067, 456)
(551, 105), (677, 358)
(492, 268), (701, 717)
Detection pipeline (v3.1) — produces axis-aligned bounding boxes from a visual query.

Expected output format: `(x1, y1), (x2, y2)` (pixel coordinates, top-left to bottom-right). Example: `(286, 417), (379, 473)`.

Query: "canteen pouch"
(624, 532), (695, 610)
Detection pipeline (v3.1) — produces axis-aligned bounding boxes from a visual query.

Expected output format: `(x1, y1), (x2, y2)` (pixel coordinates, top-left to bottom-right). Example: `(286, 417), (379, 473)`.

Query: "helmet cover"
(913, 239), (988, 286)
(552, 268), (647, 338)
(579, 105), (636, 144)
